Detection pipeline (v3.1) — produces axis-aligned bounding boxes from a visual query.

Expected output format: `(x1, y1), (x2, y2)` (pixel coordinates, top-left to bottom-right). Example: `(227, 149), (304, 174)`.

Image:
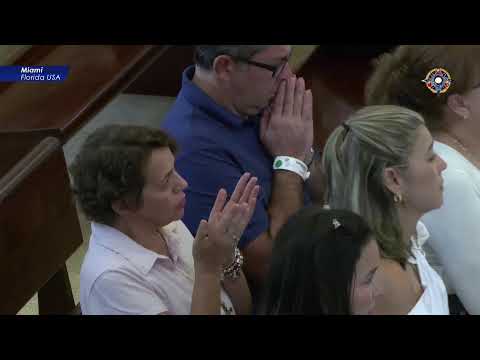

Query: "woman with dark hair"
(259, 206), (381, 315)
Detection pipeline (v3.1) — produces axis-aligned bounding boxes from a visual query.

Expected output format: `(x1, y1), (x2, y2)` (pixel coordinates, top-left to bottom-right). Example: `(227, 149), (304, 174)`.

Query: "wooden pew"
(0, 45), (172, 314)
(0, 45), (169, 141)
(297, 45), (395, 148)
(0, 130), (82, 314)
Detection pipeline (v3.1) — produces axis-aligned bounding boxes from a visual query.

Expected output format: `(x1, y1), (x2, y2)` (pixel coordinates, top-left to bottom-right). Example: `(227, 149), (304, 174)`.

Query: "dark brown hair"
(70, 125), (177, 226)
(259, 207), (373, 315)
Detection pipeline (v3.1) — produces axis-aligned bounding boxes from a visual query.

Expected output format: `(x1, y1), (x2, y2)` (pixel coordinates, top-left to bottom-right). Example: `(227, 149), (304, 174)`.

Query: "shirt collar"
(91, 222), (182, 275)
(415, 221), (430, 247)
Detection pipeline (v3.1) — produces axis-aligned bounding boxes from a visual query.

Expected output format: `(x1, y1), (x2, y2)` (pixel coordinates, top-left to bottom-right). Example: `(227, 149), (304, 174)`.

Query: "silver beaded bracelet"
(221, 247), (243, 281)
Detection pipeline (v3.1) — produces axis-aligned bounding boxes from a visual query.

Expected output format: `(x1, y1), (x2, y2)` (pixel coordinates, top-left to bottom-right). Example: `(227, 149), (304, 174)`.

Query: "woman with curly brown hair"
(72, 125), (259, 315)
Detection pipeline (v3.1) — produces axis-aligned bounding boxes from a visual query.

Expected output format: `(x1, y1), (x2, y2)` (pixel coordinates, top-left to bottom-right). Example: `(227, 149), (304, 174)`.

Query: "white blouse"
(81, 221), (235, 315)
(408, 223), (449, 315)
(421, 141), (480, 314)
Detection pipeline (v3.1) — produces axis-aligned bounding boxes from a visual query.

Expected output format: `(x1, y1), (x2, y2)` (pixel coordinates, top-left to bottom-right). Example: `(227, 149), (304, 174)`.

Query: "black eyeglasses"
(234, 57), (288, 78)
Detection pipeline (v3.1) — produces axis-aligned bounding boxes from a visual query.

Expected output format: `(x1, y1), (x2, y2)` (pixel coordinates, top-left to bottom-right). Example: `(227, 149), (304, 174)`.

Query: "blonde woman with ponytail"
(322, 105), (449, 315)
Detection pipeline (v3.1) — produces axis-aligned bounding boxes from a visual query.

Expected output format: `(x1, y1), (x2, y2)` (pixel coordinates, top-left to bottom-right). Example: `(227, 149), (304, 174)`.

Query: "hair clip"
(332, 218), (341, 230)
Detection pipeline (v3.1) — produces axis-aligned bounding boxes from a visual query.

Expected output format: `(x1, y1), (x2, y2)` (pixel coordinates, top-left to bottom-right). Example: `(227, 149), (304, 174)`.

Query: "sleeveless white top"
(408, 222), (449, 315)
(421, 141), (480, 314)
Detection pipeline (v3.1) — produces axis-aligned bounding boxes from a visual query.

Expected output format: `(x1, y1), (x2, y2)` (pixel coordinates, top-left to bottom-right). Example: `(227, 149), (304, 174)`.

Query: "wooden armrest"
(0, 133), (82, 314)
(0, 136), (60, 203)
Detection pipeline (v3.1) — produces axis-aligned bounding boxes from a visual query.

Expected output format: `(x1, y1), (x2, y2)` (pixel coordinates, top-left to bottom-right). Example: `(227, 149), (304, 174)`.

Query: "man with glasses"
(162, 46), (314, 304)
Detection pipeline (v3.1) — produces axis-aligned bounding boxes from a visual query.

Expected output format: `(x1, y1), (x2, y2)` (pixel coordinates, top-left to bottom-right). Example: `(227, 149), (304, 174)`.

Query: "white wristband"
(273, 156), (310, 181)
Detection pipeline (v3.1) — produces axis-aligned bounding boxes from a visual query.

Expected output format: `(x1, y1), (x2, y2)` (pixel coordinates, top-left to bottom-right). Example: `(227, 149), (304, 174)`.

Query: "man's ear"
(212, 55), (235, 81)
(383, 166), (403, 196)
(447, 93), (470, 120)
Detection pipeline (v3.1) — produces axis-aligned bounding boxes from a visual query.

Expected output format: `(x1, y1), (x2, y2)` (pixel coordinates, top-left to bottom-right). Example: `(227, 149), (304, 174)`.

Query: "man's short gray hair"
(194, 45), (271, 70)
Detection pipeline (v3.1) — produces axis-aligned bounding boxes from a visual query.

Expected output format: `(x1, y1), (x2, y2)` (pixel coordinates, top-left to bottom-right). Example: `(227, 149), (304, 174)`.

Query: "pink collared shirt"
(80, 220), (235, 315)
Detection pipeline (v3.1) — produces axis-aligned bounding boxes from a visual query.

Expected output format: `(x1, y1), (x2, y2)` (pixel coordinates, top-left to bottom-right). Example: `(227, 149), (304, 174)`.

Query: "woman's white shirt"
(421, 141), (480, 314)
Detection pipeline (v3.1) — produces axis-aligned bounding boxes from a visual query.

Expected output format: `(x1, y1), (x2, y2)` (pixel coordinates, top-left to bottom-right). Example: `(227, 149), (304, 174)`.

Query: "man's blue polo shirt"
(162, 66), (273, 249)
